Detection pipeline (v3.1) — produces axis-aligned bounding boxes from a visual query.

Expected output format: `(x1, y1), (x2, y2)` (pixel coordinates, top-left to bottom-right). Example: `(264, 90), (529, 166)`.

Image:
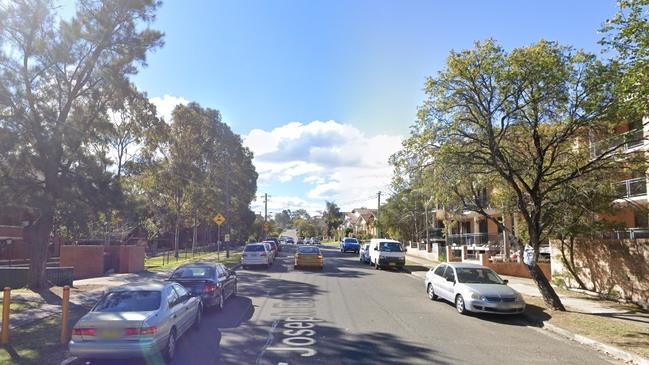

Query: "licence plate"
(389, 262), (396, 266)
(99, 328), (122, 339)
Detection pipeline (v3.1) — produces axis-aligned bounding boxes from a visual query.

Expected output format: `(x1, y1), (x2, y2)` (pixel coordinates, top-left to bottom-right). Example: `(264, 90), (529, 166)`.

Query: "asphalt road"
(74, 245), (618, 365)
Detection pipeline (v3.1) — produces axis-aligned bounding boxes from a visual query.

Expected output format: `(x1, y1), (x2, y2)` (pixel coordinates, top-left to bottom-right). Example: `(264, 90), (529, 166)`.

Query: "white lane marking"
(256, 319), (279, 365)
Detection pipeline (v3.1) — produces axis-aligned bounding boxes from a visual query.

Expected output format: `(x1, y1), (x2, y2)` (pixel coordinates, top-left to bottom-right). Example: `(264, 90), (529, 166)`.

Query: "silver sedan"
(425, 262), (525, 315)
(69, 281), (202, 362)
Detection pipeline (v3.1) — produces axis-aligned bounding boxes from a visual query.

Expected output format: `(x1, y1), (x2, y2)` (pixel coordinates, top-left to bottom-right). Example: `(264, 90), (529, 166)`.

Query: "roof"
(108, 282), (167, 292)
(443, 262), (487, 269)
(352, 208), (378, 222)
(370, 238), (400, 243)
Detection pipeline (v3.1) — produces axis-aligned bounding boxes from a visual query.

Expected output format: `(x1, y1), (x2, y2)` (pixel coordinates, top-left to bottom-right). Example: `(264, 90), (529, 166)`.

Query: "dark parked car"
(168, 262), (237, 311)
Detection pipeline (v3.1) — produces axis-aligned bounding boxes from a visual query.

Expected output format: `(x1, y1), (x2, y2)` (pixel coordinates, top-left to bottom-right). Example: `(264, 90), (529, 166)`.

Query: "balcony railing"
(617, 177), (647, 199)
(601, 228), (649, 240)
(447, 233), (503, 246)
(590, 129), (645, 158)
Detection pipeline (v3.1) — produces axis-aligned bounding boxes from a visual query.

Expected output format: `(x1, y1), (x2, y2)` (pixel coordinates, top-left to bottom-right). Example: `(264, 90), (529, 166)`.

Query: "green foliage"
(323, 201), (343, 237)
(0, 0), (163, 288)
(600, 0), (649, 117)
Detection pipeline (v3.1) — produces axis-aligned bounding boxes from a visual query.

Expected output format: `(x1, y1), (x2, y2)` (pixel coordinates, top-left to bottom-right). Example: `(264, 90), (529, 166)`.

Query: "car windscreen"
(171, 266), (215, 279)
(244, 245), (265, 252)
(298, 246), (319, 254)
(94, 290), (161, 312)
(379, 242), (402, 252)
(344, 238), (358, 243)
(455, 268), (504, 284)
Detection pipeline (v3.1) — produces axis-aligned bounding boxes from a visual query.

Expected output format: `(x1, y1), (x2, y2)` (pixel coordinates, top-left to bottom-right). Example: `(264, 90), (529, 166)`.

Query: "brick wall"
(60, 245), (105, 279)
(550, 238), (649, 309)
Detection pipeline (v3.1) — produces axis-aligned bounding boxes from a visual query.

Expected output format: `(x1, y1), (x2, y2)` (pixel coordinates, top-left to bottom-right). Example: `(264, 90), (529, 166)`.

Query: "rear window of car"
(94, 291), (161, 312)
(171, 266), (214, 279)
(245, 244), (265, 252)
(344, 238), (358, 243)
(298, 246), (320, 254)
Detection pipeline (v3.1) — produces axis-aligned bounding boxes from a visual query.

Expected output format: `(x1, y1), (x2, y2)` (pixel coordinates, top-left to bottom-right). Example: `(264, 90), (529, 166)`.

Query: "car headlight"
(515, 292), (524, 302)
(470, 291), (486, 301)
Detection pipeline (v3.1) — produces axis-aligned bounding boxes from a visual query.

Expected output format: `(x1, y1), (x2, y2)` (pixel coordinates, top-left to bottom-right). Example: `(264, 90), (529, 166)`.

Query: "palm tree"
(323, 201), (343, 239)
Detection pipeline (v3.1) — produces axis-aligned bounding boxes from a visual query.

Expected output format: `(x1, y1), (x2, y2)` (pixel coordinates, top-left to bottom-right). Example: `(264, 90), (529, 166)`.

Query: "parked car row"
(355, 239), (526, 316)
(241, 242), (277, 269)
(69, 261), (238, 362)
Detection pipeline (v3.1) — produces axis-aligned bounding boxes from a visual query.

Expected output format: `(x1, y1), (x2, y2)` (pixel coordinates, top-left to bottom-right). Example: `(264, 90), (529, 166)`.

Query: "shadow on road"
(218, 319), (455, 365)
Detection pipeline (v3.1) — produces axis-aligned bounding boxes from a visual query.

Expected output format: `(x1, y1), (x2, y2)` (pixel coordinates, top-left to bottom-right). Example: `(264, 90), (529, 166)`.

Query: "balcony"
(601, 228), (649, 240)
(590, 129), (645, 158)
(617, 177), (647, 199)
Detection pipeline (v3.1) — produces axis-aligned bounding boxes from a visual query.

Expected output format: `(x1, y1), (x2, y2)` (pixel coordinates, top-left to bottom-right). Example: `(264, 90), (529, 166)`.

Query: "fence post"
(60, 286), (70, 344)
(1, 287), (10, 344)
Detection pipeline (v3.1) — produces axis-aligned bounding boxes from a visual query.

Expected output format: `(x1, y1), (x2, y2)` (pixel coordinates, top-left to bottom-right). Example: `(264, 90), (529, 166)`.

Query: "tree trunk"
(559, 237), (588, 290)
(174, 210), (180, 259)
(525, 263), (566, 311)
(26, 212), (54, 290)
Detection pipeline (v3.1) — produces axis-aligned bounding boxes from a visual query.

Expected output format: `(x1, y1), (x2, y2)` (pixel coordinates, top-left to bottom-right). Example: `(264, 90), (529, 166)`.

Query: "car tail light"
(260, 252), (267, 256)
(317, 255), (323, 259)
(204, 283), (217, 294)
(72, 327), (96, 336)
(124, 327), (140, 336)
(124, 326), (157, 336)
(139, 326), (157, 335)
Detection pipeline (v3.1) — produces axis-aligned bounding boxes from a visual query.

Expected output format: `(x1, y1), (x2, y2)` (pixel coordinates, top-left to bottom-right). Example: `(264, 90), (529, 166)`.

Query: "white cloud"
(250, 195), (324, 217)
(149, 95), (189, 122)
(243, 120), (402, 212)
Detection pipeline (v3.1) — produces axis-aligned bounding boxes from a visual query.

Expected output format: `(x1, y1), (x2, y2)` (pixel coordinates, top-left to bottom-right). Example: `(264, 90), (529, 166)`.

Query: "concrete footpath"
(3, 253), (242, 330)
(405, 253), (649, 365)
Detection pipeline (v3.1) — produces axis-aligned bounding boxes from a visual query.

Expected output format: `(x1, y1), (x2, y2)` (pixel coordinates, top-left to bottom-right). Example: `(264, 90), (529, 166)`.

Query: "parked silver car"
(241, 243), (273, 269)
(424, 263), (525, 315)
(69, 282), (202, 362)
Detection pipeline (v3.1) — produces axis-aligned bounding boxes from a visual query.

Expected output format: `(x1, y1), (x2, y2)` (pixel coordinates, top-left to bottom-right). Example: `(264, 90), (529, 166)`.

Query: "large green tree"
(0, 0), (162, 289)
(137, 102), (257, 254)
(393, 40), (632, 310)
(322, 201), (343, 238)
(601, 0), (649, 117)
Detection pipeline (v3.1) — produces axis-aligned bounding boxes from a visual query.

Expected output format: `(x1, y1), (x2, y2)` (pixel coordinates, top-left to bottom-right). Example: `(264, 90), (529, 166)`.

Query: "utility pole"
(264, 193), (268, 222)
(377, 191), (381, 238)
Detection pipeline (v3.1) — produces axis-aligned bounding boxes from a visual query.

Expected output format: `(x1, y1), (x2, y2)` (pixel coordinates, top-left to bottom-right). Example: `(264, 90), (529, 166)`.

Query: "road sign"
(213, 213), (225, 226)
(224, 234), (230, 241)
(263, 223), (270, 232)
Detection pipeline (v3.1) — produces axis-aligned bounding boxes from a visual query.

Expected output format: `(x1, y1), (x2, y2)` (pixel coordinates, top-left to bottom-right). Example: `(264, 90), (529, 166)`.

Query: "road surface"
(72, 245), (618, 365)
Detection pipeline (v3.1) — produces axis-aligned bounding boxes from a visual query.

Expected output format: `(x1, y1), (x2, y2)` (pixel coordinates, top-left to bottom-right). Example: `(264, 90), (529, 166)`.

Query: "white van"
(369, 239), (406, 270)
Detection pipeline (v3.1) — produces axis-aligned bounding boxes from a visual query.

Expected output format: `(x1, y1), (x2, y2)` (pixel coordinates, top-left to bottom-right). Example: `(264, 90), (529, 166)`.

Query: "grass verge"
(524, 295), (649, 359)
(145, 249), (225, 271)
(0, 307), (86, 365)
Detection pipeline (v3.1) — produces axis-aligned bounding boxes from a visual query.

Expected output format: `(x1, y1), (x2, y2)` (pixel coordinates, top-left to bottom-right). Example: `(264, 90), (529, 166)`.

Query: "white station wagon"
(425, 262), (526, 315)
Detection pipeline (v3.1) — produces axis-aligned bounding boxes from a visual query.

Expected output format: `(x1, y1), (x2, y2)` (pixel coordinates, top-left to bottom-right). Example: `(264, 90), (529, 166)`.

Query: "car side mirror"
(503, 279), (509, 285)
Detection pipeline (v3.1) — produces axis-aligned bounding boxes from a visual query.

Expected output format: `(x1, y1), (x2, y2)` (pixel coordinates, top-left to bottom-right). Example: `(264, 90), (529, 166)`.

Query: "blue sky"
(126, 0), (618, 216)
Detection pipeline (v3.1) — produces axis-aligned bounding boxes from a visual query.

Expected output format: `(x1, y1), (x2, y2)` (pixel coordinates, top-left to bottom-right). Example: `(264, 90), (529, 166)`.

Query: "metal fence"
(447, 233), (503, 246)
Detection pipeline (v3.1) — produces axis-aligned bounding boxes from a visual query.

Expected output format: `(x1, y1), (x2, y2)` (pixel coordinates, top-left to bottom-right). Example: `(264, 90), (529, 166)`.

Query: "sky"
(120, 0), (619, 217)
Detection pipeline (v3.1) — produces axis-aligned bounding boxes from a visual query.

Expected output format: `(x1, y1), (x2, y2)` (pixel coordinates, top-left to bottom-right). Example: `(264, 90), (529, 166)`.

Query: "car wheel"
(455, 294), (467, 315)
(164, 329), (176, 361)
(193, 304), (203, 330)
(427, 283), (438, 301)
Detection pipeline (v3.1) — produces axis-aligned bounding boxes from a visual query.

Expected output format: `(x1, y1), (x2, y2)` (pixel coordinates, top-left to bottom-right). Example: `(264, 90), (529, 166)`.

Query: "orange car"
(294, 245), (324, 270)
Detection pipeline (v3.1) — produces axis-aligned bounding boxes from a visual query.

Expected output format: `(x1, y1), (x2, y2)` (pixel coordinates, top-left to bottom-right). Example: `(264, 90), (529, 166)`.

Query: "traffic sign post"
(213, 213), (226, 261)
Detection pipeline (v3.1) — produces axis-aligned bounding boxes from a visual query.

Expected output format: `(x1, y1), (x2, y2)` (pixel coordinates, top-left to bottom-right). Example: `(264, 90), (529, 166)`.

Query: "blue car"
(340, 237), (360, 253)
